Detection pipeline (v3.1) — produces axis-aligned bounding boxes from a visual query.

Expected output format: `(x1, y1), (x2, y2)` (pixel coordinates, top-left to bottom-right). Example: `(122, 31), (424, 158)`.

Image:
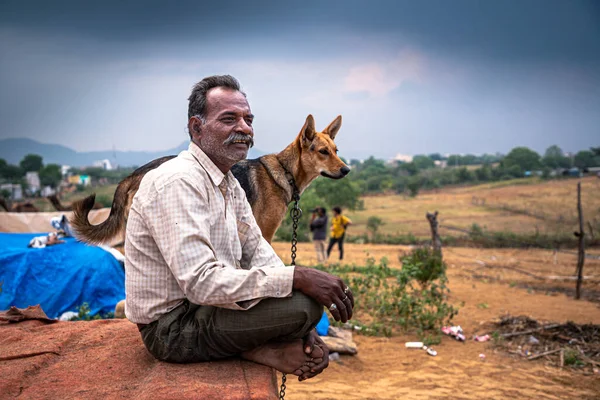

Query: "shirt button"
(276, 292), (280, 296)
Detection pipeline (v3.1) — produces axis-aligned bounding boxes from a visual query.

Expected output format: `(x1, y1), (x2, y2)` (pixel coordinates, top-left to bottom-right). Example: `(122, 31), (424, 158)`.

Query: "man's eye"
(319, 149), (329, 155)
(245, 118), (253, 126)
(222, 117), (235, 123)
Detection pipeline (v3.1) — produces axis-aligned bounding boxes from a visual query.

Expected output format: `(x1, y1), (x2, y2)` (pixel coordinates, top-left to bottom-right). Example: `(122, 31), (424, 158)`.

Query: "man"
(327, 206), (352, 261)
(309, 207), (328, 263)
(125, 75), (354, 381)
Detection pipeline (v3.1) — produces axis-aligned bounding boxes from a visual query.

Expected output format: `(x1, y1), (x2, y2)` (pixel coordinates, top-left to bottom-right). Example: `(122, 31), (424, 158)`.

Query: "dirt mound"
(0, 317), (278, 399)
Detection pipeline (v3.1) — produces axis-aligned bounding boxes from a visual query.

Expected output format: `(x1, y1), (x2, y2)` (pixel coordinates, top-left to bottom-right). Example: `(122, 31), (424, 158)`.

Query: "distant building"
(0, 183), (23, 200)
(93, 159), (113, 170)
(25, 171), (41, 193)
(41, 186), (56, 197)
(434, 160), (448, 168)
(61, 165), (72, 177)
(392, 154), (413, 163)
(67, 174), (91, 186)
(567, 167), (581, 178)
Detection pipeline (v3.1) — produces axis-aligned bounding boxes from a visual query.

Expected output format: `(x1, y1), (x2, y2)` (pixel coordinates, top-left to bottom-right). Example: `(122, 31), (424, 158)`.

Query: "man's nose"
(236, 119), (253, 135)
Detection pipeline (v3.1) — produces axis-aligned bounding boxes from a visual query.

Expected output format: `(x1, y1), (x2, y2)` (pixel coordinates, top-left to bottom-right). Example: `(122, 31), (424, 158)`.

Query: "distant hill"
(0, 138), (264, 167)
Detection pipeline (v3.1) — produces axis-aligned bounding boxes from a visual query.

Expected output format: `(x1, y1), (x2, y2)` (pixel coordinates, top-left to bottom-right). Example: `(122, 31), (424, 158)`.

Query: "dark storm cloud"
(0, 0), (598, 157)
(2, 0), (598, 66)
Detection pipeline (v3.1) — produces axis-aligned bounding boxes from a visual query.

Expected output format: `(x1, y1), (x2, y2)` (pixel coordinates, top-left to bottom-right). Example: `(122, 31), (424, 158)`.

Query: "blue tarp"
(0, 233), (125, 319)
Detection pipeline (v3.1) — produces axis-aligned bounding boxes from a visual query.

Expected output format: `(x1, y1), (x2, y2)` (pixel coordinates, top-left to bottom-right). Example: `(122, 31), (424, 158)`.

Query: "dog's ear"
(323, 115), (342, 140)
(300, 114), (316, 142)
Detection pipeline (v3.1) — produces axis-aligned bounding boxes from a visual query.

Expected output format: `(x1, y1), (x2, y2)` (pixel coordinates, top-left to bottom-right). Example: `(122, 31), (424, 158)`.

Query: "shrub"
(399, 247), (446, 288)
(322, 248), (458, 341)
(366, 216), (384, 238)
(69, 302), (114, 321)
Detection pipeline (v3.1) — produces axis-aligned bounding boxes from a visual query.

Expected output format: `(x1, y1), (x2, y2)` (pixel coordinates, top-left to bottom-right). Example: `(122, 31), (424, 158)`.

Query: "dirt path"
(272, 243), (600, 400)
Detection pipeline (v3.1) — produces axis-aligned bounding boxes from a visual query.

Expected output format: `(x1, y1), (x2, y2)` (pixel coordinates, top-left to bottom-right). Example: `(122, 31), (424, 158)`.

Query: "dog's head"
(298, 114), (350, 180)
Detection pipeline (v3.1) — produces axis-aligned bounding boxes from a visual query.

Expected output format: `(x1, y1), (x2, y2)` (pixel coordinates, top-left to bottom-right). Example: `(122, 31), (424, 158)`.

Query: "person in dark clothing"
(309, 207), (328, 263)
(327, 206), (352, 261)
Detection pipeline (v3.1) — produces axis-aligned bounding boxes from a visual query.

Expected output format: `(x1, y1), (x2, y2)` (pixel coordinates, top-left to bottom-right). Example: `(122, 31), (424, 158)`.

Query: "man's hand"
(293, 266), (354, 323)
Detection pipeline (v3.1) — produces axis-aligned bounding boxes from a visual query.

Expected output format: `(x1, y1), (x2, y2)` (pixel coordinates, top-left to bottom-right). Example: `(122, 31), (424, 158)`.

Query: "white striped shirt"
(125, 142), (294, 324)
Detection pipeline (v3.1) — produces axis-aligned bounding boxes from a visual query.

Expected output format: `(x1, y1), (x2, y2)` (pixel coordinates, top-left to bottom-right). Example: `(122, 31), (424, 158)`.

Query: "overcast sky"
(1, 0), (599, 160)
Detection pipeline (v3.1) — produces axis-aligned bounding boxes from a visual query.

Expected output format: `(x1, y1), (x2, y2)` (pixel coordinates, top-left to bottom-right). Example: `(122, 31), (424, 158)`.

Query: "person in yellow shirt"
(327, 206), (352, 261)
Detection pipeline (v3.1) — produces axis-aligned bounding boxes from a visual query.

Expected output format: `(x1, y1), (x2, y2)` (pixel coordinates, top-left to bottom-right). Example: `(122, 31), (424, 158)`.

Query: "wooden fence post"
(575, 182), (585, 300)
(426, 211), (442, 257)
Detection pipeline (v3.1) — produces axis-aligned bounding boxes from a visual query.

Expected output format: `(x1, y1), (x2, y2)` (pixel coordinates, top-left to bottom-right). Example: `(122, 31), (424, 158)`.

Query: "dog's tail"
(70, 181), (131, 245)
(70, 155), (176, 245)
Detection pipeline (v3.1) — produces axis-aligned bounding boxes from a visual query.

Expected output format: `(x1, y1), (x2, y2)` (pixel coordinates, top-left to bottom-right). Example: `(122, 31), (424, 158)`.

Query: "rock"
(0, 318), (278, 399)
(328, 326), (353, 341)
(114, 299), (126, 318)
(321, 327), (358, 355)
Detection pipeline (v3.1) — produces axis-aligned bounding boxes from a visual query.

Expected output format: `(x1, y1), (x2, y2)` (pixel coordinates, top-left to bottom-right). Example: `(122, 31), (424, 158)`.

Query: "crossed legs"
(139, 291), (324, 376)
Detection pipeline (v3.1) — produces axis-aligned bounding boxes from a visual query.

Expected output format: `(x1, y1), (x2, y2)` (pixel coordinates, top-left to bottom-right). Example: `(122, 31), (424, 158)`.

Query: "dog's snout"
(340, 166), (350, 176)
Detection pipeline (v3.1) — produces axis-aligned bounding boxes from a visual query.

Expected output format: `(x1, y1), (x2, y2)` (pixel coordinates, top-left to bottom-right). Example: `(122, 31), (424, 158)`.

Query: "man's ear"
(300, 114), (316, 142)
(323, 115), (342, 140)
(189, 117), (202, 138)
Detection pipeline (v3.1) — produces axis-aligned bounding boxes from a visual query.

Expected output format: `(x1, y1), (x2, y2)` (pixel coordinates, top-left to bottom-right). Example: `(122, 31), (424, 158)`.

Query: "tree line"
(0, 154), (62, 189)
(275, 144), (599, 241)
(347, 145), (600, 197)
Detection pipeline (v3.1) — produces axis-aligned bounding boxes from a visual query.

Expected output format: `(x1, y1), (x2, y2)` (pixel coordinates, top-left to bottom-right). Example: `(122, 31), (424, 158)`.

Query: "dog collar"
(271, 159), (300, 204)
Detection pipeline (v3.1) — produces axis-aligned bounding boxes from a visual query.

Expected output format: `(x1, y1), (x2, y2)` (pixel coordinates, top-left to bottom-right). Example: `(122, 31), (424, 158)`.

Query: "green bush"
(322, 249), (458, 340)
(366, 216), (384, 237)
(69, 303), (114, 321)
(399, 247), (446, 288)
(563, 348), (585, 367)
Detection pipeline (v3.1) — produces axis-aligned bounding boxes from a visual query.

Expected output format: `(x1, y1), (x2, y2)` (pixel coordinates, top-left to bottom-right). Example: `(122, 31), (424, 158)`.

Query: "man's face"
(193, 87), (254, 172)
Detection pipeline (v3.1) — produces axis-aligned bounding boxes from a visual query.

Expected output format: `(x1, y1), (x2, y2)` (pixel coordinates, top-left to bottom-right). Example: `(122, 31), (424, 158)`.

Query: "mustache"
(223, 132), (254, 148)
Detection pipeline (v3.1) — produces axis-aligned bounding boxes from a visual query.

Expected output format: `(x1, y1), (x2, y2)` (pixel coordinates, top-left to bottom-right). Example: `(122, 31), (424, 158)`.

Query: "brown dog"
(71, 115), (349, 244)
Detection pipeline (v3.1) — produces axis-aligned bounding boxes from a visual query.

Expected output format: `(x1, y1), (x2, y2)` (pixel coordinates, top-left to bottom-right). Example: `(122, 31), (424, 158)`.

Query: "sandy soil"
(271, 242), (600, 400)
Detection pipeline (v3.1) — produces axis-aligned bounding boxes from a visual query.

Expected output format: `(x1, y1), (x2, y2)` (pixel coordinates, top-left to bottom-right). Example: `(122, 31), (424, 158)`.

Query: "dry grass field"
(272, 242), (600, 400)
(28, 176), (599, 241)
(346, 176), (600, 238)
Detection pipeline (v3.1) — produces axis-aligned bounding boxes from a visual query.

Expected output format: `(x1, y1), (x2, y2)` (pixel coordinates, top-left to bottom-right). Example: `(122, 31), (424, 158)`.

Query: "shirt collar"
(188, 141), (236, 189)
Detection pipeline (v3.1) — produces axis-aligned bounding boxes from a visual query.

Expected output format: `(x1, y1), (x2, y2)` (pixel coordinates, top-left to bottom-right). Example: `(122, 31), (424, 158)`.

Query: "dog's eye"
(319, 149), (329, 156)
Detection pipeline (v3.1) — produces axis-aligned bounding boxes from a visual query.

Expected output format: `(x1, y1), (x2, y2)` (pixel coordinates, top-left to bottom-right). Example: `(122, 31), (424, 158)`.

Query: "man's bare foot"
(241, 339), (324, 375)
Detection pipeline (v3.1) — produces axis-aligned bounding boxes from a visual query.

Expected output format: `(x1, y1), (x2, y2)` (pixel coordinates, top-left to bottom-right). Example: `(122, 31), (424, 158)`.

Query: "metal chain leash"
(280, 176), (302, 400)
(290, 194), (302, 267)
(278, 372), (287, 400)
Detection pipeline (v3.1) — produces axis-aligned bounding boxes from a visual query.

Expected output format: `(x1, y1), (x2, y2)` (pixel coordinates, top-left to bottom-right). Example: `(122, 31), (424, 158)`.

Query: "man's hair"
(187, 75), (245, 138)
(333, 206), (342, 214)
